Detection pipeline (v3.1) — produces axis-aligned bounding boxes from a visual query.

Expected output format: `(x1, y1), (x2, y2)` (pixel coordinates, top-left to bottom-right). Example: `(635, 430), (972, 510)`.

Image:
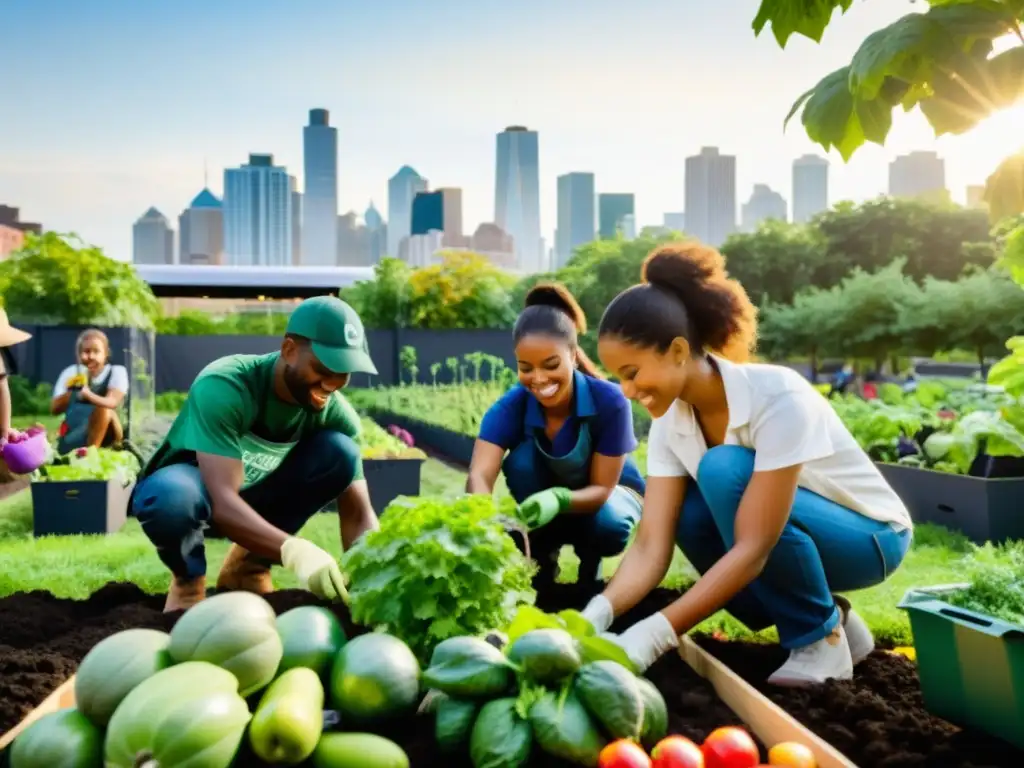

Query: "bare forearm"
(566, 485), (613, 514)
(338, 480), (379, 550)
(603, 539), (673, 616)
(0, 378), (11, 434)
(661, 547), (764, 634)
(211, 494), (290, 561)
(465, 471), (494, 495)
(51, 393), (71, 415)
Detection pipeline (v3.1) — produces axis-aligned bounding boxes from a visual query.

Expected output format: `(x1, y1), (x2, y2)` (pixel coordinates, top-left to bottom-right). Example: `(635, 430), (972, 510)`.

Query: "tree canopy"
(0, 232), (160, 329)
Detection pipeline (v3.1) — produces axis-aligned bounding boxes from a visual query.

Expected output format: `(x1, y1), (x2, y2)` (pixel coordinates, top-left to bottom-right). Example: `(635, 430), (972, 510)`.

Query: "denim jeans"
(132, 430), (361, 579)
(676, 445), (912, 648)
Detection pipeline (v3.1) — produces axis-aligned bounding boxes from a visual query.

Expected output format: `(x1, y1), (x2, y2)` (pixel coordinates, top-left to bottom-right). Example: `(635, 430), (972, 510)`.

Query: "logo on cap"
(344, 323), (362, 346)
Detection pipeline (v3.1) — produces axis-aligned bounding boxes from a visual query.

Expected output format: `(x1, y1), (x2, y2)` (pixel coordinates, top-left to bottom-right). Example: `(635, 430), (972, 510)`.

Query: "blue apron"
(57, 369), (111, 455)
(502, 371), (646, 504)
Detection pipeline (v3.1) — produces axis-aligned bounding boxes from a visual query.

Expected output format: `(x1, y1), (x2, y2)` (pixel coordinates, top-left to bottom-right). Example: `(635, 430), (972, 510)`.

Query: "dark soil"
(0, 582), (752, 767)
(697, 636), (1023, 768)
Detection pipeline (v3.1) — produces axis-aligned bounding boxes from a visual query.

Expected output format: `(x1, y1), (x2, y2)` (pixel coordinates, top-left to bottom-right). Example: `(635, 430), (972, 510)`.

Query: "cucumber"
(311, 732), (409, 768)
(506, 628), (580, 684)
(528, 690), (606, 767)
(248, 667), (324, 765)
(423, 636), (514, 698)
(574, 660), (645, 740)
(469, 698), (533, 768)
(635, 676), (668, 748)
(435, 695), (479, 753)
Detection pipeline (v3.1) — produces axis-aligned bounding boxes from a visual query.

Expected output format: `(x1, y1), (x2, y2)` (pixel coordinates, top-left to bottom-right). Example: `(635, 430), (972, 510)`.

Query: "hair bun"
(524, 282), (587, 334)
(642, 242), (725, 299)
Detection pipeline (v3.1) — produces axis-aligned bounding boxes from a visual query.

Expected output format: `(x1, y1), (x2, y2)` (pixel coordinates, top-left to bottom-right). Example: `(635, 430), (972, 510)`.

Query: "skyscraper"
(132, 207), (174, 264)
(792, 154), (829, 224)
(555, 172), (595, 267)
(598, 193), (635, 239)
(302, 108), (338, 266)
(177, 189), (224, 265)
(889, 151), (948, 202)
(741, 184), (788, 231)
(223, 154), (293, 266)
(364, 202), (387, 264)
(684, 147), (737, 247)
(387, 166), (427, 258)
(290, 176), (303, 266)
(495, 126), (542, 272)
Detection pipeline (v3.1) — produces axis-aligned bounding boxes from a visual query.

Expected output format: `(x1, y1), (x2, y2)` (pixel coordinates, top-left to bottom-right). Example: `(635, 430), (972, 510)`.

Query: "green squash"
(10, 708), (102, 768)
(529, 691), (606, 767)
(434, 695), (478, 753)
(75, 628), (173, 727)
(329, 633), (421, 724)
(574, 660), (645, 740)
(469, 698), (533, 768)
(506, 629), (580, 684)
(104, 661), (249, 768)
(276, 605), (346, 680)
(422, 636), (514, 699)
(635, 676), (668, 748)
(168, 591), (282, 696)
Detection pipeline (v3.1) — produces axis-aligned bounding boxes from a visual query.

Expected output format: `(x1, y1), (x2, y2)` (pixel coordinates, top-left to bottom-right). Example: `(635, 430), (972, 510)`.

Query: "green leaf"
(984, 151), (1024, 222)
(796, 67), (869, 160)
(1000, 225), (1024, 286)
(576, 635), (638, 674)
(752, 0), (854, 48)
(556, 610), (595, 638)
(921, 46), (1024, 136)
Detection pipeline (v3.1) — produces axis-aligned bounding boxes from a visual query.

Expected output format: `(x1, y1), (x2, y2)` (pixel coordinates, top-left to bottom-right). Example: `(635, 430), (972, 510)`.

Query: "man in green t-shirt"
(133, 296), (381, 612)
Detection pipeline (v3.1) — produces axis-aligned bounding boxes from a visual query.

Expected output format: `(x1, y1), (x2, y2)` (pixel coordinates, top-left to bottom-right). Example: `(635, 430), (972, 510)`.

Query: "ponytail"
(513, 282), (604, 378)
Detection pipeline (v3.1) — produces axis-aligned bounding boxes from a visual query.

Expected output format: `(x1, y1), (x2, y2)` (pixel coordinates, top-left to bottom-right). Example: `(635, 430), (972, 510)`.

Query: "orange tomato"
(768, 742), (816, 768)
(599, 739), (652, 768)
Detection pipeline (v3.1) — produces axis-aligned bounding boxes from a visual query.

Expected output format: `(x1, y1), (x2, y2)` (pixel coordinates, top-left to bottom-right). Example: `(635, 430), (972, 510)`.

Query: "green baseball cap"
(286, 296), (378, 375)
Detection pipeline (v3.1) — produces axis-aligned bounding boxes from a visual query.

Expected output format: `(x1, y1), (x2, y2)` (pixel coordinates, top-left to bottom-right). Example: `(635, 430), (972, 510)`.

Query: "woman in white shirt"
(582, 242), (913, 687)
(52, 329), (130, 454)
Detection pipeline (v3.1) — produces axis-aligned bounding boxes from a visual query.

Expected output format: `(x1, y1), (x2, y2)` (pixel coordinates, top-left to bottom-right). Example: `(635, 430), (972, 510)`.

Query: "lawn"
(0, 439), (985, 646)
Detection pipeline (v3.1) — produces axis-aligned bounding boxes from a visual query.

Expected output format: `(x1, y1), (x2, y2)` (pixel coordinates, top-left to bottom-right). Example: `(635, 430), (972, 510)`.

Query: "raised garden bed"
(365, 408), (475, 465)
(876, 462), (1024, 544)
(29, 478), (132, 537)
(0, 583), (849, 767)
(696, 634), (1024, 767)
(363, 457), (425, 512)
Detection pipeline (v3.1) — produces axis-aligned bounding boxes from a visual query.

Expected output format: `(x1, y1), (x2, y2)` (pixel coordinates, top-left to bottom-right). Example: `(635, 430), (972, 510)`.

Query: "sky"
(2, 0), (1022, 262)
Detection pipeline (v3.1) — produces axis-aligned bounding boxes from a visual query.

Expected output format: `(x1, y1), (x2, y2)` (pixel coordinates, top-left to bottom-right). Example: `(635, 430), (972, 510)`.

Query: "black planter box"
(30, 479), (132, 537)
(366, 410), (475, 466)
(876, 462), (1024, 544)
(364, 458), (424, 512)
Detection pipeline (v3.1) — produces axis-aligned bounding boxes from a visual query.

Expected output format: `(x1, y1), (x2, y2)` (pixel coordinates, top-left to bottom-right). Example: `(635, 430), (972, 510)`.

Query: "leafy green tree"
(756, 0), (1024, 220)
(720, 219), (827, 304)
(407, 251), (518, 329)
(758, 287), (843, 377)
(0, 232), (160, 328)
(340, 257), (413, 329)
(399, 345), (418, 385)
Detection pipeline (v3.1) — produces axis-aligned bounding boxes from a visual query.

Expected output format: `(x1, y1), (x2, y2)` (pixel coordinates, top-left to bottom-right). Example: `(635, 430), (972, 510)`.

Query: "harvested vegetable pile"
(0, 585), (756, 767)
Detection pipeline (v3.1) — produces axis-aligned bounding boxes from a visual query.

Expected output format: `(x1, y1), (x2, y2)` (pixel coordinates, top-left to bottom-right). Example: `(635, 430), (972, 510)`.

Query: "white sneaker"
(767, 625), (854, 687)
(835, 594), (875, 664)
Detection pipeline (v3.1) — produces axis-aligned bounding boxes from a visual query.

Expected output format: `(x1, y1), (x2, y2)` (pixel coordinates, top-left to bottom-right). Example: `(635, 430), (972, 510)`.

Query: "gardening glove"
(601, 612), (678, 673)
(280, 537), (349, 603)
(518, 487), (572, 530)
(581, 594), (614, 634)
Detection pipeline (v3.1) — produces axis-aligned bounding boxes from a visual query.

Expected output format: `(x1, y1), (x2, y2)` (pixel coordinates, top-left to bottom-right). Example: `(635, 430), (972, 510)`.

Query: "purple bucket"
(1, 430), (49, 474)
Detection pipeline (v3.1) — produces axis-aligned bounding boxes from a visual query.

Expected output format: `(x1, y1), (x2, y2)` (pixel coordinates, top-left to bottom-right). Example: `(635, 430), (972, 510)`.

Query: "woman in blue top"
(466, 283), (645, 593)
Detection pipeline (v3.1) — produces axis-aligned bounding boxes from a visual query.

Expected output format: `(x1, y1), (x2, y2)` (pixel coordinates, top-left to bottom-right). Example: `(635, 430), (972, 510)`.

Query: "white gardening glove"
(601, 612), (679, 673)
(280, 537), (348, 603)
(581, 595), (614, 634)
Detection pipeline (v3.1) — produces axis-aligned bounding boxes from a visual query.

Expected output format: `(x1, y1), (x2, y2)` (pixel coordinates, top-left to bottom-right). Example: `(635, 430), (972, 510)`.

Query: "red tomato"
(702, 727), (760, 768)
(651, 735), (704, 768)
(599, 740), (652, 768)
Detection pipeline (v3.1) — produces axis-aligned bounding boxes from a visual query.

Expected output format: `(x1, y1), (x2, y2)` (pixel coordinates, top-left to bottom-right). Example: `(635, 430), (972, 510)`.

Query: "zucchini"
(506, 629), (580, 684)
(574, 660), (644, 740)
(635, 676), (668, 748)
(423, 636), (515, 698)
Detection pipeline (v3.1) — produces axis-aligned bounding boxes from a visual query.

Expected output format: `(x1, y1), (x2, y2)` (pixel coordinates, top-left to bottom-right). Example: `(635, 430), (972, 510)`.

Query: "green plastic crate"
(899, 585), (1024, 749)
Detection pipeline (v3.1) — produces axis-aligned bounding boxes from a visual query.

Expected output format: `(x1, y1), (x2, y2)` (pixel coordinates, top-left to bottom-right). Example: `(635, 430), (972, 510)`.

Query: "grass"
(0, 410), (999, 646)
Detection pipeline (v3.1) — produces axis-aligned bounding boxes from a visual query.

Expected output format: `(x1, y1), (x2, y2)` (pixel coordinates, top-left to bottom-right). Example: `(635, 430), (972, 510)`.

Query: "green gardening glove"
(518, 488), (572, 530)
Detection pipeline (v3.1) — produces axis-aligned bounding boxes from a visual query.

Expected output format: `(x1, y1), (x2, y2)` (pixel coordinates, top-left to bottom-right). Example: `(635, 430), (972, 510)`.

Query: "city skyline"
(3, 0), (1022, 262)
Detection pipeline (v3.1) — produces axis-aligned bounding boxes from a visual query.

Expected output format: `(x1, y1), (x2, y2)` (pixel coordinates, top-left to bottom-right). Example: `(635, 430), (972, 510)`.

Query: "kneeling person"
(134, 296), (381, 612)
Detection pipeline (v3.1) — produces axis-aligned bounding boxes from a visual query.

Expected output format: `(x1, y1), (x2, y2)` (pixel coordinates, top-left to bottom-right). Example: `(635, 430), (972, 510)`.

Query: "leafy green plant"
(340, 494), (537, 664)
(358, 417), (425, 459)
(35, 445), (140, 485)
(945, 542), (1024, 626)
(504, 605), (637, 673)
(7, 375), (52, 416)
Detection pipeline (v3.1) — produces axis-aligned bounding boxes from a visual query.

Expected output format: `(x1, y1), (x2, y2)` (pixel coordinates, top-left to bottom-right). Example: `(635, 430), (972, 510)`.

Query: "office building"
(302, 108), (339, 266)
(495, 126), (542, 272)
(364, 202), (387, 264)
(387, 166), (427, 258)
(177, 189), (224, 265)
(889, 151), (948, 202)
(223, 154), (293, 266)
(741, 184), (788, 231)
(598, 193), (635, 239)
(290, 177), (302, 265)
(133, 207), (174, 264)
(792, 155), (829, 223)
(684, 147), (737, 246)
(410, 187), (467, 247)
(555, 172), (595, 267)
(0, 206), (42, 259)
